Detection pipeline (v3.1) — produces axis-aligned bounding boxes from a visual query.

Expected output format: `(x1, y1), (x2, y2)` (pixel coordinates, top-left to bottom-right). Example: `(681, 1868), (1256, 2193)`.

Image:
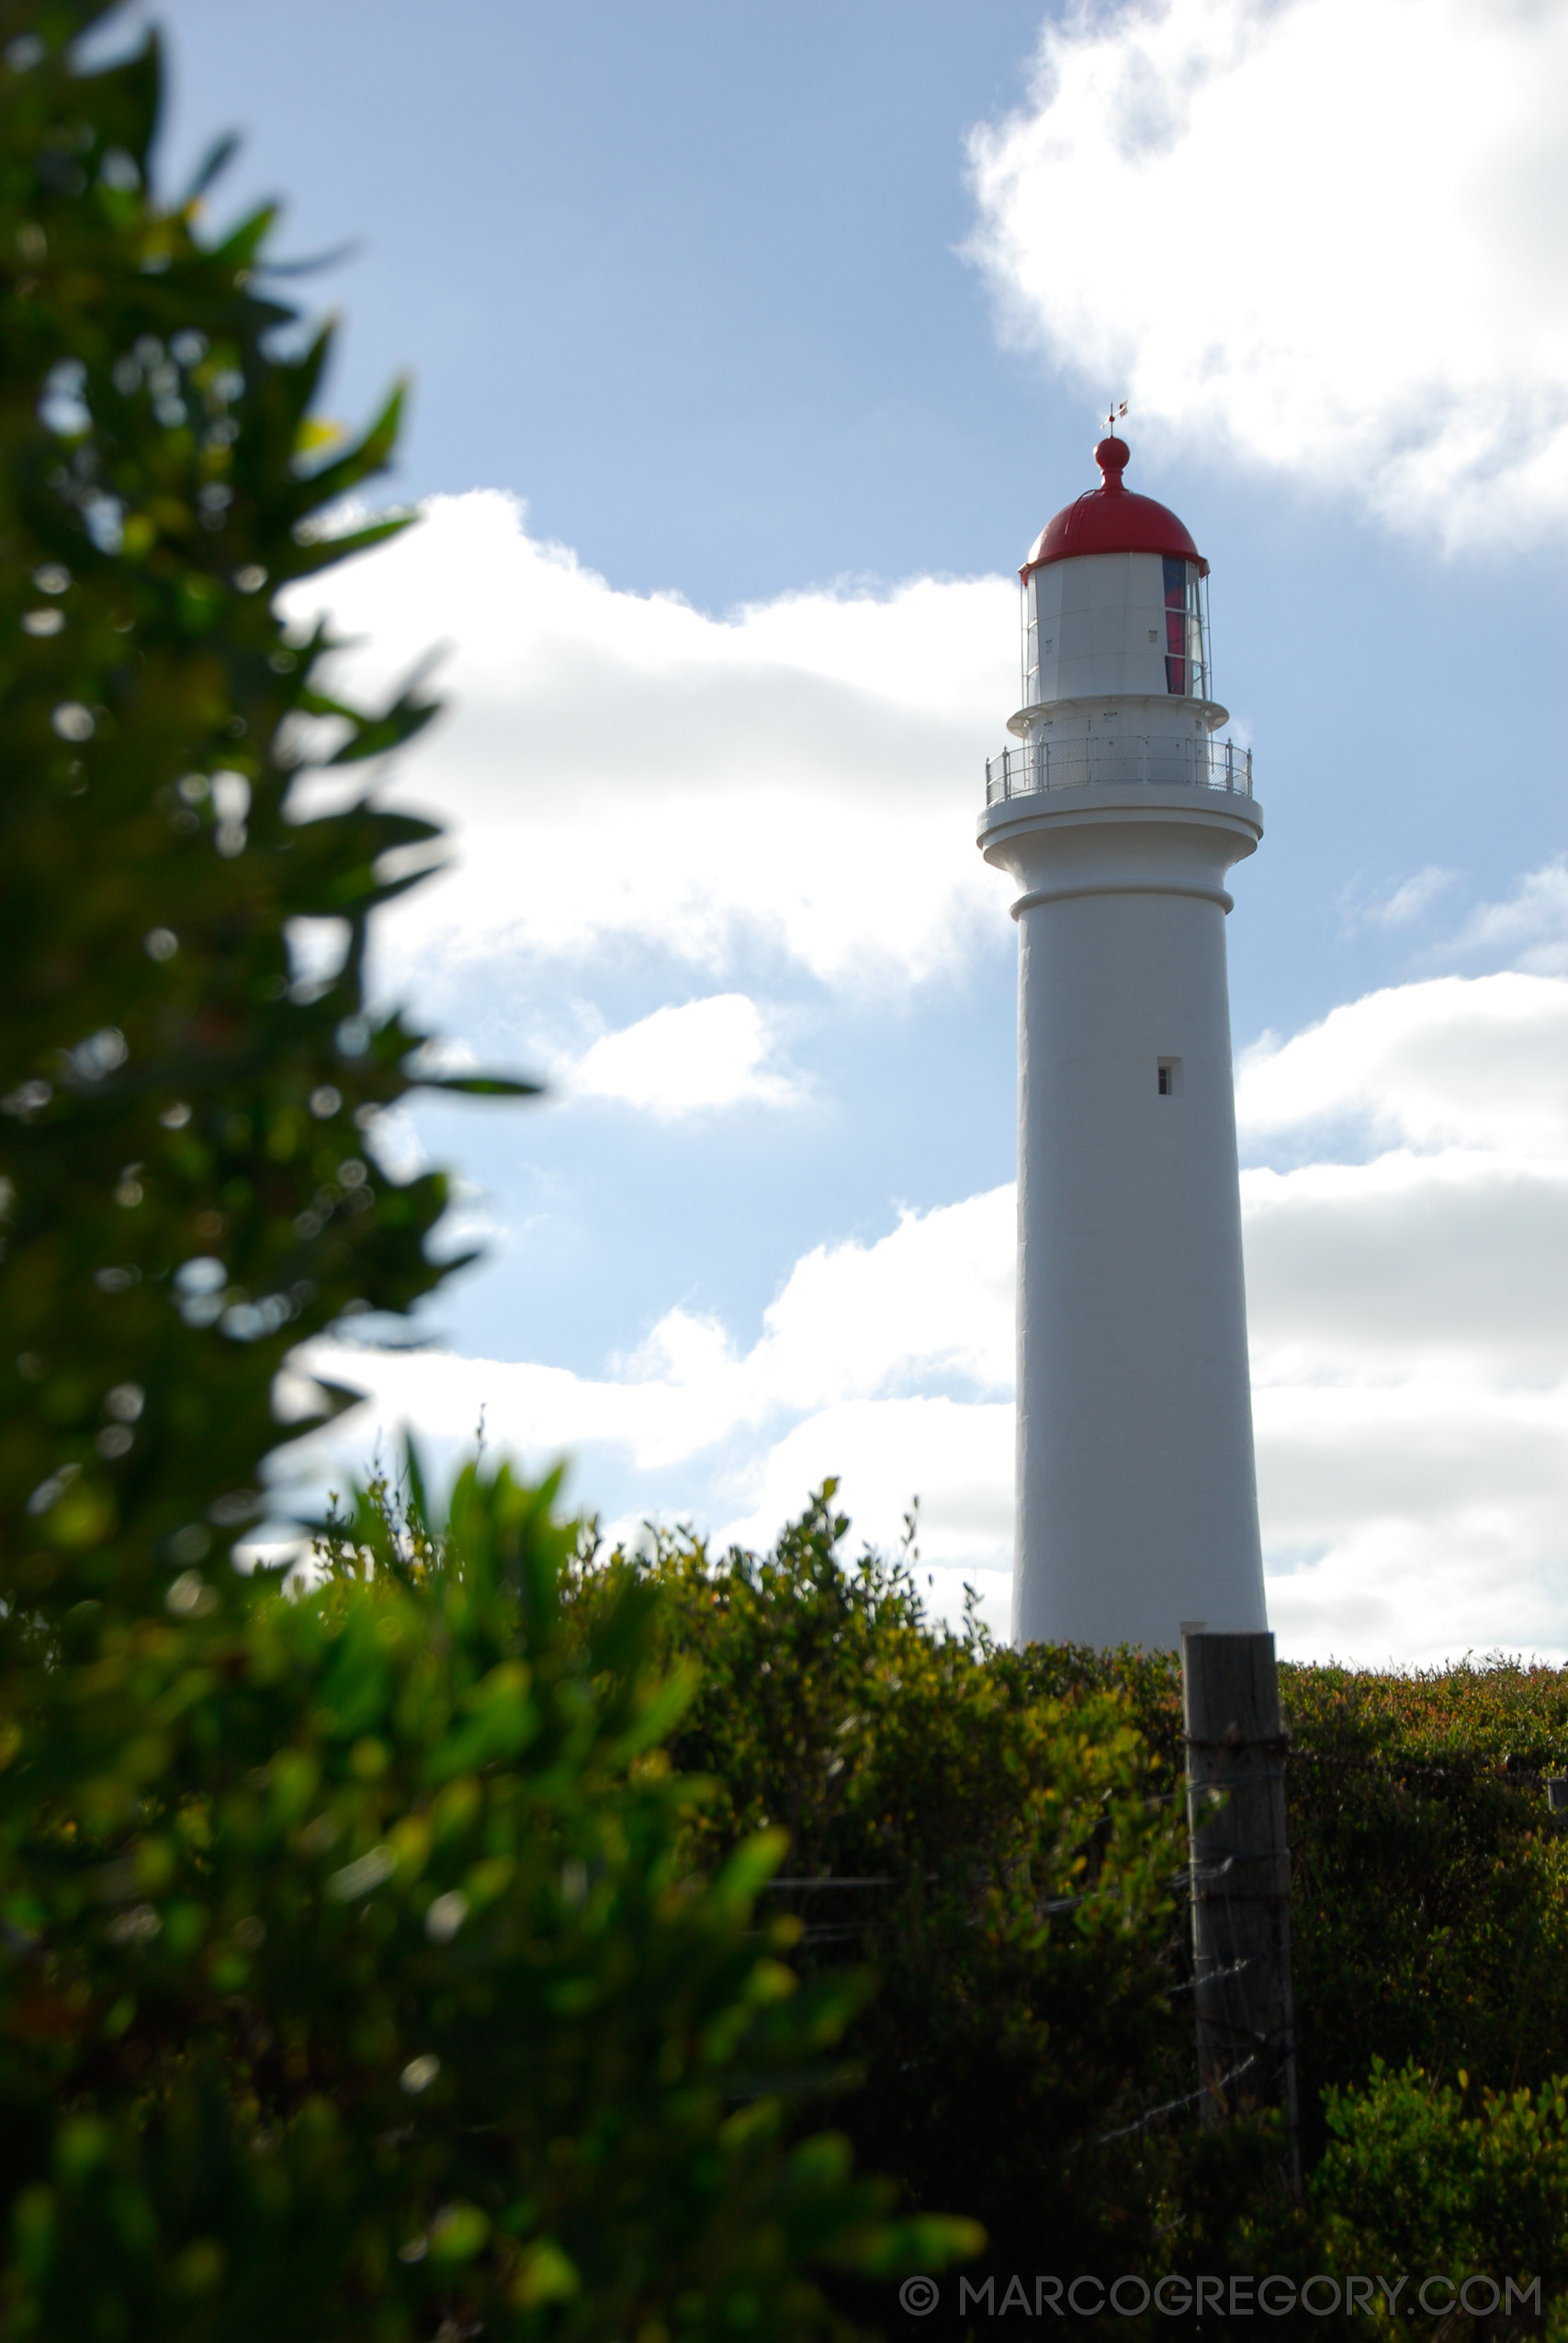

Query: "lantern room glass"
(1020, 556), (1211, 707)
(1164, 556), (1209, 698)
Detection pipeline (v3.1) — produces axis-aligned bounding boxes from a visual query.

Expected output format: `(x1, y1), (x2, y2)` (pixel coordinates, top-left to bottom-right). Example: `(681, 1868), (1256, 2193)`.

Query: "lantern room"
(1019, 435), (1211, 709)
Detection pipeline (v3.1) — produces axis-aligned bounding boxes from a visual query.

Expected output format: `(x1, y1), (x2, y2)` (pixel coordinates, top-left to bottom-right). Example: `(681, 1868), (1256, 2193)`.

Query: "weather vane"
(1105, 399), (1128, 435)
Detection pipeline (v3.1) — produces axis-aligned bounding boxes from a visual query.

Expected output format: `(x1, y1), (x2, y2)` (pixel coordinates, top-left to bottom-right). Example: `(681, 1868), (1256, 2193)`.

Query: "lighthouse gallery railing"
(984, 733), (1253, 805)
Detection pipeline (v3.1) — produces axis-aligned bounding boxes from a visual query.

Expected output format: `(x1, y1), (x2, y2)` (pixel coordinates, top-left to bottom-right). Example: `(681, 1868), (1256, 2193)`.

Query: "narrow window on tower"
(1162, 562), (1209, 697)
(1157, 1058), (1181, 1096)
(1163, 557), (1189, 695)
(1190, 567), (1209, 700)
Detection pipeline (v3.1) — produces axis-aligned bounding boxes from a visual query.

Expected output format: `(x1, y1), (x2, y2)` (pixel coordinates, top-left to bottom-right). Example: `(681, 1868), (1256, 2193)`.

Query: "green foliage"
(2, 1451), (976, 2339)
(599, 1534), (1568, 2326)
(1313, 2061), (1568, 2335)
(1280, 1661), (1568, 2153)
(0, 13), (979, 2336)
(0, 0), (532, 1625)
(592, 1494), (1198, 2315)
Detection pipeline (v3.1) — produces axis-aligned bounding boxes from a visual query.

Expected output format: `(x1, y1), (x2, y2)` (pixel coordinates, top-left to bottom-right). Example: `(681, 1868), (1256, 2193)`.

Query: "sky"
(125, 0), (1568, 1663)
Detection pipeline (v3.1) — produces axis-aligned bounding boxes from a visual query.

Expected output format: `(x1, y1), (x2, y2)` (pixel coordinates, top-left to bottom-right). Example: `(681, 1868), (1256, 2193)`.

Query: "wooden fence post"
(1182, 1629), (1301, 2194)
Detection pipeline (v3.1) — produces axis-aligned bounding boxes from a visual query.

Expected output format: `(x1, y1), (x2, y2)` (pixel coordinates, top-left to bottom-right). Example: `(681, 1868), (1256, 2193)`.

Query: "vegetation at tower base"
(1312, 2060), (1568, 2322)
(594, 1523), (1568, 2337)
(595, 1500), (1195, 2314)
(0, 9), (981, 2336)
(1282, 1659), (1568, 2156)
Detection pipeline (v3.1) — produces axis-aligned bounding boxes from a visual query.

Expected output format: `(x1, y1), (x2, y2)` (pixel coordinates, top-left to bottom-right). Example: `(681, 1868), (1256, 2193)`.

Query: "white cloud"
(1235, 970), (1568, 1658)
(1450, 858), (1568, 976)
(590, 1184), (1014, 1457)
(1245, 1151), (1568, 1384)
(283, 493), (1016, 997)
(568, 995), (796, 1117)
(1338, 866), (1456, 937)
(281, 1187), (1020, 1613)
(1258, 1383), (1568, 1664)
(967, 0), (1568, 549)
(1236, 972), (1568, 1159)
(293, 1182), (1014, 1466)
(710, 1186), (1016, 1409)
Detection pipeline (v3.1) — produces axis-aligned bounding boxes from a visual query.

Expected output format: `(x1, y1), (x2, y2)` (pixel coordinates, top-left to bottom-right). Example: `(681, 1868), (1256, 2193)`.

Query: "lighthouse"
(979, 432), (1269, 1651)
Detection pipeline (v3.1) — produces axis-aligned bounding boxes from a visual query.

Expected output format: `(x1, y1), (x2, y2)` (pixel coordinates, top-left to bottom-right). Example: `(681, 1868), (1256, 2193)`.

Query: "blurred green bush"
(0, 10), (977, 2335)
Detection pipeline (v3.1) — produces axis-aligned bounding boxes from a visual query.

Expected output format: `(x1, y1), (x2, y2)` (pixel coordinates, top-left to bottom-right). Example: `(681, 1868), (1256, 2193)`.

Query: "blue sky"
(132, 0), (1568, 1659)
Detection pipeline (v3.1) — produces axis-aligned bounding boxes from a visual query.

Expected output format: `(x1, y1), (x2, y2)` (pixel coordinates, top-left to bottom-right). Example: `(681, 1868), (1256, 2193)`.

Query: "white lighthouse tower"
(978, 431), (1269, 1651)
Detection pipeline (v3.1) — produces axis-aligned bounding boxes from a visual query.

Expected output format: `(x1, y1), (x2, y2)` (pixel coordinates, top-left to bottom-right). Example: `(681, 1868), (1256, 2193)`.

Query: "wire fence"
(1095, 2054), (1260, 2148)
(749, 1737), (1568, 2148)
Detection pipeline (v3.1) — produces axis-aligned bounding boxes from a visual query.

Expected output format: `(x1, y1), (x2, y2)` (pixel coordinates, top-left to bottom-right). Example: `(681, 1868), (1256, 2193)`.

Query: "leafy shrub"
(593, 1497), (1199, 2321)
(604, 1532), (1568, 2328)
(1313, 2060), (1568, 2337)
(1281, 1662), (1568, 2154)
(2, 1450), (976, 2339)
(0, 0), (533, 1620)
(0, 13), (978, 2336)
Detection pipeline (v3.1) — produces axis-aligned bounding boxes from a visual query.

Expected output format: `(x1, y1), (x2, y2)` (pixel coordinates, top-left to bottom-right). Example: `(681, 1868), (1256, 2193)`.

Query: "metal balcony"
(984, 732), (1253, 807)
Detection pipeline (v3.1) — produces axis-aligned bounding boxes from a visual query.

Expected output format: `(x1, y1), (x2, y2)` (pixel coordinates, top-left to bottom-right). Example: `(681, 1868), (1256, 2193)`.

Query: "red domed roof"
(1022, 436), (1207, 577)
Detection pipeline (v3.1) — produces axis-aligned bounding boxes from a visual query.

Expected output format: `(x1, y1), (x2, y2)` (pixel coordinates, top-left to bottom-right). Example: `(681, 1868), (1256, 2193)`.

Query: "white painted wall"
(980, 760), (1268, 1647)
(1008, 691), (1233, 793)
(1026, 550), (1183, 705)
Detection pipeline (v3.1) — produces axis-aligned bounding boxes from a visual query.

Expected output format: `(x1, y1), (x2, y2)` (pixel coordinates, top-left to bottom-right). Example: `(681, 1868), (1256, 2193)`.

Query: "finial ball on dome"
(1094, 434), (1130, 488)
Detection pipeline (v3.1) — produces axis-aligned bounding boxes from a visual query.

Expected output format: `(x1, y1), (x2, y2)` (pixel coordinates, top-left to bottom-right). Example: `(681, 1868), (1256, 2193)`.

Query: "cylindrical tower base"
(979, 783), (1267, 1651)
